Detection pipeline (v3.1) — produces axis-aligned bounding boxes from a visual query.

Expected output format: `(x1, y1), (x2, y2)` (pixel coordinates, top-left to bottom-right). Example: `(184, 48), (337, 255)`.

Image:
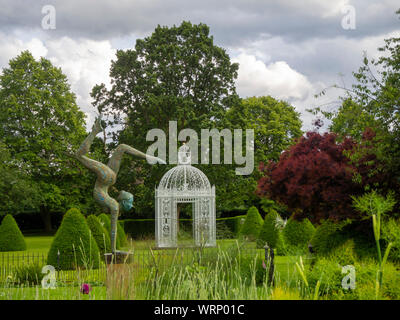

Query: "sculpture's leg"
(76, 117), (103, 157)
(107, 144), (165, 175)
(108, 198), (119, 254)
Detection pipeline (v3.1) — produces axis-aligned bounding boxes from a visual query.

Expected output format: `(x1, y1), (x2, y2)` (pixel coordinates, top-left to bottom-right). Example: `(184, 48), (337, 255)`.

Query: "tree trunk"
(40, 208), (53, 233)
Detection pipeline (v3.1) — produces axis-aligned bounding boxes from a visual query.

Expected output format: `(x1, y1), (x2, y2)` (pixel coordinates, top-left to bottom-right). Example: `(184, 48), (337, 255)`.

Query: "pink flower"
(80, 283), (92, 294)
(262, 260), (267, 269)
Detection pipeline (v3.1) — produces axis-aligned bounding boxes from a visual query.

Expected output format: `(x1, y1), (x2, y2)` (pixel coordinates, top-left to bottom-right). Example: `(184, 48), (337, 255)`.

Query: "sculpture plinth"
(104, 251), (134, 265)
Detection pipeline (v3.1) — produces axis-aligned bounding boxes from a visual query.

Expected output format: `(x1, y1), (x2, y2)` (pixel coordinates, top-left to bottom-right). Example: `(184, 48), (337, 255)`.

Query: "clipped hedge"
(121, 219), (154, 239)
(282, 217), (315, 254)
(239, 206), (264, 241)
(117, 220), (127, 247)
(86, 215), (110, 255)
(0, 214), (26, 252)
(121, 215), (247, 239)
(47, 208), (100, 270)
(257, 209), (285, 253)
(218, 215), (246, 237)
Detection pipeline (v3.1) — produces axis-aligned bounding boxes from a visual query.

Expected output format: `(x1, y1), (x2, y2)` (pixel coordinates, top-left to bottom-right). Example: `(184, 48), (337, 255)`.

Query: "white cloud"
(45, 37), (116, 126)
(0, 33), (48, 67)
(233, 53), (314, 101)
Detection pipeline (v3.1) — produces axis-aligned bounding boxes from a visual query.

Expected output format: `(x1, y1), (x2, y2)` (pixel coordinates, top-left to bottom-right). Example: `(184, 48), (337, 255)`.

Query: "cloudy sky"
(0, 0), (399, 130)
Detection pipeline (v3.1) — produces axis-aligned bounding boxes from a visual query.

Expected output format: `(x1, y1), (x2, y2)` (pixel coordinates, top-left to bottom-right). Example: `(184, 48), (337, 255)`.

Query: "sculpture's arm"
(108, 144), (166, 174)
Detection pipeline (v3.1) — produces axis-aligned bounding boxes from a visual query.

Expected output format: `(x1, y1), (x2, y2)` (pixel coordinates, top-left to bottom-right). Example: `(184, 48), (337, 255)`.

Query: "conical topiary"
(239, 206), (264, 241)
(283, 217), (315, 254)
(117, 221), (127, 247)
(257, 209), (285, 252)
(98, 213), (121, 249)
(47, 208), (100, 270)
(87, 214), (111, 255)
(0, 214), (26, 251)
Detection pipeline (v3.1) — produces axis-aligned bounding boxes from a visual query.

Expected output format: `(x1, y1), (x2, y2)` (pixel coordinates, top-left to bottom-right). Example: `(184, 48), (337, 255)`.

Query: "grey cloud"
(0, 0), (398, 47)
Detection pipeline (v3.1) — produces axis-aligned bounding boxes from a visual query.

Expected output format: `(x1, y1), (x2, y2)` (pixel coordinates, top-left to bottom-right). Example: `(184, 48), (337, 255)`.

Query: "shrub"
(98, 213), (120, 249)
(308, 256), (400, 300)
(121, 216), (247, 240)
(283, 217), (315, 254)
(239, 206), (263, 241)
(307, 257), (345, 295)
(239, 253), (266, 286)
(216, 220), (234, 239)
(326, 239), (357, 266)
(310, 219), (351, 256)
(382, 218), (400, 263)
(0, 214), (26, 251)
(256, 209), (285, 252)
(47, 208), (100, 270)
(86, 215), (111, 256)
(122, 219), (154, 239)
(14, 262), (44, 285)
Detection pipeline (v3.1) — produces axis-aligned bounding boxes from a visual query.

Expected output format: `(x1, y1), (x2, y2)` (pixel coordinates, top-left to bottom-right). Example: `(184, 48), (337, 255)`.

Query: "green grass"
(25, 236), (54, 253)
(0, 234), (311, 300)
(0, 285), (106, 300)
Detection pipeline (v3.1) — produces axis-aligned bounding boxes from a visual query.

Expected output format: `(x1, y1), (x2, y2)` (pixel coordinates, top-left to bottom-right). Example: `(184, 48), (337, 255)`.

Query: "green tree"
(227, 96), (302, 163)
(0, 214), (26, 251)
(0, 51), (95, 231)
(239, 206), (263, 241)
(311, 10), (400, 196)
(91, 21), (242, 217)
(47, 208), (100, 270)
(0, 141), (40, 215)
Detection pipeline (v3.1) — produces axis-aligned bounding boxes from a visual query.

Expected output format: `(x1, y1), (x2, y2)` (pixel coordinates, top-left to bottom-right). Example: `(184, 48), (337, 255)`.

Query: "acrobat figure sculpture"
(75, 116), (165, 256)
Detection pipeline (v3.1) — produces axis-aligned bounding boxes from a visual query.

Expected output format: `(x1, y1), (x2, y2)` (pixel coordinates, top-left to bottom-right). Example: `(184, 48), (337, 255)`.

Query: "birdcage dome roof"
(157, 144), (212, 194)
(158, 164), (211, 193)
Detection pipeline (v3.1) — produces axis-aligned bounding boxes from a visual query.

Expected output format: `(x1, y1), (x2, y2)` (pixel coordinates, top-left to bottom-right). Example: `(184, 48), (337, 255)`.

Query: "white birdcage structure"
(155, 144), (216, 248)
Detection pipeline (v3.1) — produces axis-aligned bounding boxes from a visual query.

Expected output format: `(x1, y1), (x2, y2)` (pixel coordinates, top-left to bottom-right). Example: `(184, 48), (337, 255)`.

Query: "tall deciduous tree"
(227, 96), (302, 163)
(311, 11), (400, 197)
(92, 20), (239, 145)
(91, 21), (241, 216)
(0, 51), (93, 231)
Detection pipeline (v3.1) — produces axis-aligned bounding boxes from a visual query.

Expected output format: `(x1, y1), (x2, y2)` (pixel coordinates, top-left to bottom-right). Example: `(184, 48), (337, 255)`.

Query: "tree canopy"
(0, 51), (97, 230)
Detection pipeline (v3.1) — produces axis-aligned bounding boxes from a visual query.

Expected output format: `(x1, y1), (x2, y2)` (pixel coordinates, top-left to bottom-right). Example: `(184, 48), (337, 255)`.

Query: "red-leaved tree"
(257, 131), (390, 224)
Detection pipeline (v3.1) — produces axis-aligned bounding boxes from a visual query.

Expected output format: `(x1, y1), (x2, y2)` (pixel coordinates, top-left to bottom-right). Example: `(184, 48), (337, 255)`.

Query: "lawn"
(0, 234), (308, 300)
(0, 285), (107, 300)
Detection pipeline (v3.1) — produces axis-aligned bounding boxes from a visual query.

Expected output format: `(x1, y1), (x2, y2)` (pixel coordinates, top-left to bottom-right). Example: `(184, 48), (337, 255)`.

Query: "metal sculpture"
(75, 116), (165, 254)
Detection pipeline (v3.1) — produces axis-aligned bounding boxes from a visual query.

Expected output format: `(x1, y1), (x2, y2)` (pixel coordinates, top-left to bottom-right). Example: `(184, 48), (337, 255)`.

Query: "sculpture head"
(118, 190), (134, 211)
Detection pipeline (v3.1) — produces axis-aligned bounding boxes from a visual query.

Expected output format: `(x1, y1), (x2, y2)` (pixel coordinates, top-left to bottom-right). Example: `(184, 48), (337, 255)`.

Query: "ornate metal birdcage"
(155, 144), (216, 248)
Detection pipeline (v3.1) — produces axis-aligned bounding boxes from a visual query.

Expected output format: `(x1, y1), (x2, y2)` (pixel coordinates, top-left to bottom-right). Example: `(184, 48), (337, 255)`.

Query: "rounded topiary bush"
(282, 217), (315, 254)
(257, 209), (285, 253)
(310, 219), (351, 256)
(98, 213), (121, 249)
(86, 214), (111, 255)
(239, 206), (264, 241)
(0, 214), (26, 251)
(47, 208), (100, 270)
